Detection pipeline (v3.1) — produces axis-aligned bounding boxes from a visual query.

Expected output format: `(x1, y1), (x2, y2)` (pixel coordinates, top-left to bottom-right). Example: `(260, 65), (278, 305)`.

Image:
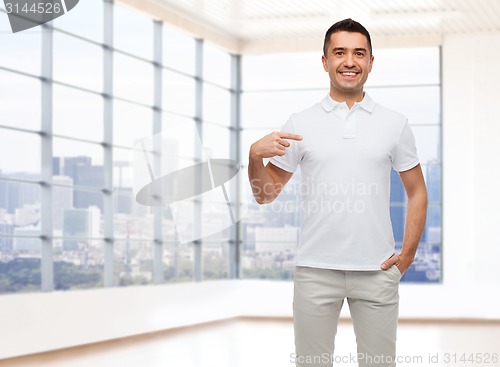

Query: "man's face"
(322, 31), (374, 97)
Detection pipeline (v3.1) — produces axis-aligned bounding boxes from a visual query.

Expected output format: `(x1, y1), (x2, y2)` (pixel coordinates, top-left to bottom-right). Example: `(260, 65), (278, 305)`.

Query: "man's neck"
(330, 90), (365, 109)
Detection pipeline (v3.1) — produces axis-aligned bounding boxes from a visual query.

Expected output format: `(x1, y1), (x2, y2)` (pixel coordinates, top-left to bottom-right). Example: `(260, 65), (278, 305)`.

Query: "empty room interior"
(1, 0), (500, 366)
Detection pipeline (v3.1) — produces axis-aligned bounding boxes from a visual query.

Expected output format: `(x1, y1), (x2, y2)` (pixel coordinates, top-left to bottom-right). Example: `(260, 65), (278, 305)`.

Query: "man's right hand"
(249, 131), (303, 160)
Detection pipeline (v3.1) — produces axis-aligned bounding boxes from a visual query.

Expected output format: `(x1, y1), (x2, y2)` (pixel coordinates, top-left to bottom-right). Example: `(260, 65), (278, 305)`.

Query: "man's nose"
(343, 53), (355, 67)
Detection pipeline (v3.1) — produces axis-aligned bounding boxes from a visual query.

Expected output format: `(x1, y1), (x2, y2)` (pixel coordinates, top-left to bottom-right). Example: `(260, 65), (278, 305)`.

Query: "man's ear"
(321, 55), (328, 72)
(369, 54), (374, 73)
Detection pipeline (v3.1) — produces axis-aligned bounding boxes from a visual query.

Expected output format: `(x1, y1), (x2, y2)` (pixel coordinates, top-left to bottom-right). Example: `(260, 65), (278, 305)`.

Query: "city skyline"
(0, 133), (442, 291)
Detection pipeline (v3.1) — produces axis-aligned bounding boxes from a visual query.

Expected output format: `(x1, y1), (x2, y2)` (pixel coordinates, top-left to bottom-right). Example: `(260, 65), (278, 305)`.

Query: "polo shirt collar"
(320, 93), (376, 113)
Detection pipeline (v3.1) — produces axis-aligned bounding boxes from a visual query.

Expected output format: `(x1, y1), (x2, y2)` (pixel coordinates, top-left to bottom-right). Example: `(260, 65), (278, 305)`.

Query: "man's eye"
(356, 52), (364, 56)
(335, 52), (344, 56)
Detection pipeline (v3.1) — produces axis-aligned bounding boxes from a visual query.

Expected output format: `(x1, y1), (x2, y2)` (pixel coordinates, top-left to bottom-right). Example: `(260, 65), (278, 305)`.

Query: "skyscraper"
(53, 157), (104, 211)
(0, 174), (39, 214)
(390, 169), (406, 243)
(425, 161), (442, 244)
(53, 176), (74, 231)
(62, 207), (101, 251)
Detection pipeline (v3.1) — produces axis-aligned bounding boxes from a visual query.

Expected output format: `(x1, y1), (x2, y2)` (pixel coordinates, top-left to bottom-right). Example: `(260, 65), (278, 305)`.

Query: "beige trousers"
(293, 265), (402, 367)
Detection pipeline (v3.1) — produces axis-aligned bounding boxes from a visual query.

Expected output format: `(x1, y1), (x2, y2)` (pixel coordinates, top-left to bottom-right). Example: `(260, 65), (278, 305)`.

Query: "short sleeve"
(392, 121), (420, 172)
(268, 116), (301, 173)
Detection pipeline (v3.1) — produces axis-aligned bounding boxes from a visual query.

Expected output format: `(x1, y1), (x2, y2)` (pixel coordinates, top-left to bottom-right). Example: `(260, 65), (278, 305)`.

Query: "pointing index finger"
(279, 132), (303, 141)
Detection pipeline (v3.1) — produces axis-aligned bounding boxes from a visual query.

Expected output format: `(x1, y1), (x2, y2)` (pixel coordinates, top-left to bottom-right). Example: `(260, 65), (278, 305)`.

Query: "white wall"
(441, 32), (500, 290)
(0, 281), (243, 359)
(2, 32), (500, 361)
(391, 32), (500, 322)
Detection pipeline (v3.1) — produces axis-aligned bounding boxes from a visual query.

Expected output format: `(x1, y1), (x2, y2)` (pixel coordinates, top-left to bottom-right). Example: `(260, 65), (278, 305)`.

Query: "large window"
(366, 47), (442, 283)
(0, 1), (235, 294)
(0, 2), (442, 294)
(0, 4), (43, 293)
(241, 48), (442, 283)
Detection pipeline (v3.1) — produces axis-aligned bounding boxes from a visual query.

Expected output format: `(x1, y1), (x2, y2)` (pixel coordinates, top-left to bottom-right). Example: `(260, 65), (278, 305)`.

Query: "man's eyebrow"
(331, 47), (368, 53)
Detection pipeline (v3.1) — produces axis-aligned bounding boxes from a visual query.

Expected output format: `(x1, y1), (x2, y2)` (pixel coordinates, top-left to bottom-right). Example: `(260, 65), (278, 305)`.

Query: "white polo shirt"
(269, 93), (419, 270)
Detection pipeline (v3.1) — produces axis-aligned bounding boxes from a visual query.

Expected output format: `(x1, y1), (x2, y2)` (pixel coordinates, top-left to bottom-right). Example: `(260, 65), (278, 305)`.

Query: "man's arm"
(381, 164), (428, 274)
(248, 131), (302, 204)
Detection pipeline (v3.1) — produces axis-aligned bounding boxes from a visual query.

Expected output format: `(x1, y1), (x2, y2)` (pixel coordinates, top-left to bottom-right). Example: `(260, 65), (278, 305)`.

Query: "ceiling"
(119, 0), (500, 53)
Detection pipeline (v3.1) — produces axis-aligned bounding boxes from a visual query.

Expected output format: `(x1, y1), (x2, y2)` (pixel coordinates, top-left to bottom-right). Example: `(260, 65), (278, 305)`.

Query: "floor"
(1, 319), (500, 367)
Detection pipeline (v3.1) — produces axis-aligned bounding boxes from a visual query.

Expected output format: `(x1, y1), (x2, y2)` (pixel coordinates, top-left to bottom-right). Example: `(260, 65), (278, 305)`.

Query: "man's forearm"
(248, 150), (278, 204)
(400, 189), (428, 260)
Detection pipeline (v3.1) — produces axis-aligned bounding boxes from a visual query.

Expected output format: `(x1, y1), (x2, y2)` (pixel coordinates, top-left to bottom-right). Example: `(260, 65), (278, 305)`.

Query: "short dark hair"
(323, 18), (372, 57)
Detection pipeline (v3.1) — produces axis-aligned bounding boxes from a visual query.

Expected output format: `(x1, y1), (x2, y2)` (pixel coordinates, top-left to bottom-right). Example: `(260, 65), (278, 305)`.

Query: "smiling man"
(323, 31), (373, 105)
(248, 19), (428, 367)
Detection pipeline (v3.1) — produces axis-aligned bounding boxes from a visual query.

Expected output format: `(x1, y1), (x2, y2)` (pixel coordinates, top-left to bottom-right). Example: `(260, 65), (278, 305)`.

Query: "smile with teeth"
(340, 71), (358, 77)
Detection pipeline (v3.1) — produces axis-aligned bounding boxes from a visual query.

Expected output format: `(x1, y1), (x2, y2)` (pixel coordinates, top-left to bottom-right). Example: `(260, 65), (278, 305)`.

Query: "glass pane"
(113, 193), (153, 240)
(202, 241), (228, 279)
(53, 239), (104, 291)
(163, 70), (195, 116)
(425, 205), (442, 244)
(203, 124), (230, 159)
(243, 52), (326, 91)
(53, 0), (103, 43)
(0, 238), (41, 294)
(53, 139), (104, 188)
(395, 241), (441, 283)
(113, 53), (154, 105)
(203, 42), (230, 87)
(53, 31), (103, 91)
(242, 225), (297, 281)
(390, 168), (406, 204)
(242, 89), (327, 129)
(113, 189), (133, 214)
(172, 197), (236, 244)
(74, 189), (104, 216)
(390, 205), (405, 243)
(14, 234), (42, 254)
(0, 14), (41, 75)
(113, 147), (133, 189)
(59, 204), (102, 238)
(424, 163), (441, 204)
(164, 244), (193, 282)
(113, 4), (153, 58)
(0, 178), (41, 273)
(53, 85), (103, 141)
(113, 100), (153, 148)
(162, 114), (197, 159)
(366, 86), (440, 126)
(367, 47), (440, 86)
(412, 125), (441, 165)
(162, 207), (176, 243)
(114, 240), (154, 286)
(203, 84), (230, 126)
(51, 178), (71, 231)
(53, 185), (103, 236)
(0, 180), (41, 231)
(163, 25), (195, 75)
(0, 129), (40, 177)
(0, 70), (40, 131)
